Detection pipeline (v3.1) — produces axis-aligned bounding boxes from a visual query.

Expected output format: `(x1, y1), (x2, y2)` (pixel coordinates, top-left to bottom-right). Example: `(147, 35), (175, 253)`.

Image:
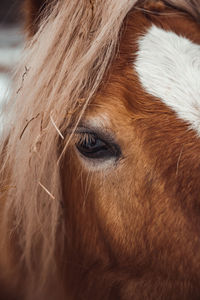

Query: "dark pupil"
(80, 135), (105, 152)
(76, 134), (117, 159)
(81, 135), (97, 150)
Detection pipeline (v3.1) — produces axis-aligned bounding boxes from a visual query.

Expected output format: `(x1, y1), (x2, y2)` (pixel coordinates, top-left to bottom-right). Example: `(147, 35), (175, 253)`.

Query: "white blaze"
(135, 25), (200, 135)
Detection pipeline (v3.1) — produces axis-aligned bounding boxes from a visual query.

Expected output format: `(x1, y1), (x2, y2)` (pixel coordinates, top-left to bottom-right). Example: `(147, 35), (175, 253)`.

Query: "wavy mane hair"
(0, 0), (200, 298)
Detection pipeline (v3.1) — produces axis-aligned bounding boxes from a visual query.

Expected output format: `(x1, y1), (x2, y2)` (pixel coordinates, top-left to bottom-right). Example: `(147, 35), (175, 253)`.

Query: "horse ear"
(23, 0), (54, 37)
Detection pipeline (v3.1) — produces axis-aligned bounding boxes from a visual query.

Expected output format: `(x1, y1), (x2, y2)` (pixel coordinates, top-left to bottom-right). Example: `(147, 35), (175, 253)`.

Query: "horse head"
(1, 0), (200, 299)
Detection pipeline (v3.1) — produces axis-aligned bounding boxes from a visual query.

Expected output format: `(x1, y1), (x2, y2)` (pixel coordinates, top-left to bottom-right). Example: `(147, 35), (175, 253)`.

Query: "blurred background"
(0, 0), (22, 24)
(0, 0), (24, 106)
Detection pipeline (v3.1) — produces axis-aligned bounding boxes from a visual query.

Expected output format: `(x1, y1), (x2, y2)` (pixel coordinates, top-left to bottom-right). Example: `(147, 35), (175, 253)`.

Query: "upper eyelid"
(74, 126), (116, 144)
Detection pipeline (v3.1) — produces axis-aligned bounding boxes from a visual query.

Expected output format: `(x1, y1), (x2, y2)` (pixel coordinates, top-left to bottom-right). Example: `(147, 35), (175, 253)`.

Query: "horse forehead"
(135, 24), (200, 135)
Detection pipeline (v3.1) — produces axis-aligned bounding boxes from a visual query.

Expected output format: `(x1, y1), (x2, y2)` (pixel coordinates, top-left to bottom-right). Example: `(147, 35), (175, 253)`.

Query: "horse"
(0, 0), (200, 299)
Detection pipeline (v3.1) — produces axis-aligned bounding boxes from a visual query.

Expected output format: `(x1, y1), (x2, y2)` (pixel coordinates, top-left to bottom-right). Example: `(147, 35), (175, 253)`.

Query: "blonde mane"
(0, 0), (199, 298)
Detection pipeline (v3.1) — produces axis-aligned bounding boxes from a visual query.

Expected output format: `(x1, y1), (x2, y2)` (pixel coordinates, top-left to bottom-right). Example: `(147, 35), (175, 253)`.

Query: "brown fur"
(1, 0), (200, 299)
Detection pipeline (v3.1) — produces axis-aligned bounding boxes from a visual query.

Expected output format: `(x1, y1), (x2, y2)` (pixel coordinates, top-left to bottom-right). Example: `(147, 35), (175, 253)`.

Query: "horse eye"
(76, 133), (121, 160)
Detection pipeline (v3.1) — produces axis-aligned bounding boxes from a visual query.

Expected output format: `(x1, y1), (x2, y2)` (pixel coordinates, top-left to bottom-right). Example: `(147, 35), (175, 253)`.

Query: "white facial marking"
(135, 25), (200, 135)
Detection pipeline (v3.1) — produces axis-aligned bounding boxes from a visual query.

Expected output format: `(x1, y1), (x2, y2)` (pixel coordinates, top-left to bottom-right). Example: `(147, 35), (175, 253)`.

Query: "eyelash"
(77, 132), (96, 145)
(75, 132), (121, 161)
